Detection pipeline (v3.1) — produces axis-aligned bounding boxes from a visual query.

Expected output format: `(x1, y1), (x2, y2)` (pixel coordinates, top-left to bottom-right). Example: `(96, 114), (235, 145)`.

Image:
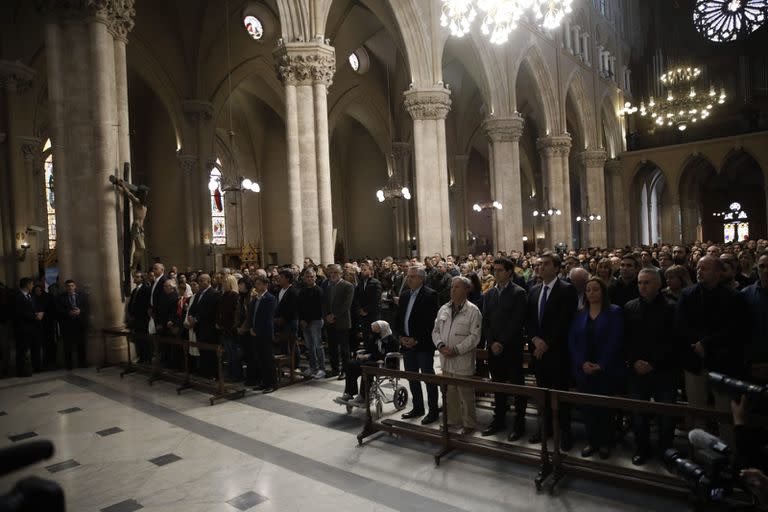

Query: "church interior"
(1, 0), (768, 510)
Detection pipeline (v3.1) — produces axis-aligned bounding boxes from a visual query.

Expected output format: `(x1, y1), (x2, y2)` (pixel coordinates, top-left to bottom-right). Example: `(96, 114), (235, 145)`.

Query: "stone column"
(579, 149), (608, 248)
(403, 86), (452, 258)
(581, 33), (591, 66)
(42, 0), (136, 360)
(536, 135), (573, 249)
(392, 142), (412, 256)
(572, 25), (581, 57)
(452, 154), (470, 255)
(604, 158), (625, 246)
(182, 99), (214, 267)
(597, 46), (605, 73)
(0, 61), (35, 282)
(177, 154), (197, 264)
(20, 138), (42, 276)
(563, 20), (572, 52)
(609, 56), (617, 80)
(484, 114), (525, 253)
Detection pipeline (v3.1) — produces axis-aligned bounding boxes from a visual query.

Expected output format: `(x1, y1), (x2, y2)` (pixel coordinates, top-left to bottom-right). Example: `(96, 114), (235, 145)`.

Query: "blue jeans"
(403, 349), (438, 413)
(303, 320), (324, 372)
(222, 334), (242, 381)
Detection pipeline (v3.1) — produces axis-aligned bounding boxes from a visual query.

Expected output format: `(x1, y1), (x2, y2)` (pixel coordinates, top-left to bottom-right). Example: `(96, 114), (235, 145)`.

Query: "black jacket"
(395, 286), (439, 352)
(526, 279), (578, 370)
(128, 283), (151, 332)
(609, 278), (640, 308)
(482, 282), (527, 363)
(355, 277), (382, 320)
(274, 285), (300, 325)
(429, 272), (452, 306)
(188, 287), (220, 343)
(56, 292), (90, 332)
(624, 294), (678, 372)
(676, 283), (747, 376)
(13, 290), (40, 338)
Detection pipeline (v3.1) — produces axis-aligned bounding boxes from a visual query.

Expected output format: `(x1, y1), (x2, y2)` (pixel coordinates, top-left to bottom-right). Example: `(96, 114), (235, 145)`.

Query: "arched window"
(208, 158), (227, 245)
(243, 15), (264, 40)
(42, 139), (56, 249)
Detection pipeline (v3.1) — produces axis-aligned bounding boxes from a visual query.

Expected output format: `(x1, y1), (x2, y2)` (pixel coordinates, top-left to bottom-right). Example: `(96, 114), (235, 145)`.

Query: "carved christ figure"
(111, 176), (148, 270)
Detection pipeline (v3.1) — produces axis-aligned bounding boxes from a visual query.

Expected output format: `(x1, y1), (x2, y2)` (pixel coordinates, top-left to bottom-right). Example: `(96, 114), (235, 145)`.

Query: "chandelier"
(532, 207), (562, 218)
(625, 65), (726, 132)
(376, 173), (411, 206)
(694, 0), (768, 43)
(576, 213), (602, 222)
(440, 0), (573, 45)
(472, 200), (502, 212)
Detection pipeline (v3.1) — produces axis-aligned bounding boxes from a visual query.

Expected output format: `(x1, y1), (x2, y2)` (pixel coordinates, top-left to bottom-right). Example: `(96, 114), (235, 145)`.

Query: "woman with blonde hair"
(217, 274), (242, 380)
(662, 264), (692, 303)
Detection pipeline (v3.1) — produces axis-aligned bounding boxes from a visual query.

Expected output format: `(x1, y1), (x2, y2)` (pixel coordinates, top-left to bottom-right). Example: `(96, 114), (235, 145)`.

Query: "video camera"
(0, 440), (65, 512)
(664, 429), (736, 503)
(709, 372), (768, 407)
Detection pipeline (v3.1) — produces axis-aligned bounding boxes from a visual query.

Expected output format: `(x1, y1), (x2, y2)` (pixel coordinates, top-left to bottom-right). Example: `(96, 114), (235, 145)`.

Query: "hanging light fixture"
(472, 200), (503, 212)
(441, 0), (573, 45)
(693, 0), (768, 43)
(375, 63), (411, 208)
(624, 65), (726, 132)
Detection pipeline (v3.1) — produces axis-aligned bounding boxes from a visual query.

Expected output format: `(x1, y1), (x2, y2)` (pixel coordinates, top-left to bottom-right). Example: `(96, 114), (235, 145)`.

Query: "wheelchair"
(333, 350), (409, 418)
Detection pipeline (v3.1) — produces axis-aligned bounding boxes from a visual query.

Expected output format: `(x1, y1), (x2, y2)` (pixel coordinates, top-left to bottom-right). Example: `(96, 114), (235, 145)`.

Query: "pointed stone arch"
(511, 43), (558, 135)
(563, 69), (594, 150)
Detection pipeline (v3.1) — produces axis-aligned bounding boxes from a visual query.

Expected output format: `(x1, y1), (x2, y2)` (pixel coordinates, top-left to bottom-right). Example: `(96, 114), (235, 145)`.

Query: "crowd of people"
(1, 238), (767, 468)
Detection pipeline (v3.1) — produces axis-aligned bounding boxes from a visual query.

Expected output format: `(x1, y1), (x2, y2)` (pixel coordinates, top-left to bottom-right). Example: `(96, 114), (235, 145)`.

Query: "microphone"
(688, 429), (730, 455)
(0, 440), (55, 477)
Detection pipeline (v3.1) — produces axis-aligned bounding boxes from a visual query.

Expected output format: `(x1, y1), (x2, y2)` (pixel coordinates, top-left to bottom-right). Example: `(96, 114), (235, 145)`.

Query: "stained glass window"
(724, 223), (736, 243)
(737, 222), (750, 241)
(694, 0), (768, 43)
(43, 140), (56, 249)
(349, 53), (360, 71)
(209, 160), (226, 245)
(243, 15), (264, 40)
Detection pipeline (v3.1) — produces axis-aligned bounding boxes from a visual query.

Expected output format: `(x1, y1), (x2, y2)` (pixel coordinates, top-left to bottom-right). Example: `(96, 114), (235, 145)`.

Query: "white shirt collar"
(542, 277), (558, 289)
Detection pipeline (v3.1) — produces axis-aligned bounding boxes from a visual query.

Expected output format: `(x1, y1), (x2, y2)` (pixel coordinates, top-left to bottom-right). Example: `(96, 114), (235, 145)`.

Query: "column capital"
(391, 141), (411, 160)
(0, 60), (35, 94)
(19, 137), (42, 162)
(403, 87), (451, 121)
(605, 157), (623, 174)
(177, 154), (198, 173)
(273, 42), (336, 87)
(182, 99), (214, 121)
(483, 113), (524, 143)
(38, 1), (136, 39)
(579, 148), (607, 168)
(536, 134), (572, 157)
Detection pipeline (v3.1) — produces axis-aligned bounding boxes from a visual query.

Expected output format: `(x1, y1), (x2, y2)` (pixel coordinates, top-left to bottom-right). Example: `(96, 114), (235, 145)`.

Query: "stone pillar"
(177, 154), (197, 264)
(604, 158), (625, 246)
(596, 46), (605, 73)
(609, 56), (616, 80)
(42, 0), (136, 360)
(20, 138), (42, 276)
(579, 149), (607, 248)
(563, 20), (572, 52)
(392, 142), (412, 256)
(484, 114), (525, 253)
(536, 135), (573, 249)
(0, 61), (35, 282)
(452, 154), (470, 255)
(182, 99), (214, 268)
(572, 25), (581, 57)
(403, 86), (452, 258)
(581, 33), (591, 66)
(275, 42), (336, 265)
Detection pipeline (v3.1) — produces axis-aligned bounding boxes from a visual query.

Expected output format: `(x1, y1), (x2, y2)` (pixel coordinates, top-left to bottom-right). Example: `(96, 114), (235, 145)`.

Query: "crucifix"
(109, 169), (149, 272)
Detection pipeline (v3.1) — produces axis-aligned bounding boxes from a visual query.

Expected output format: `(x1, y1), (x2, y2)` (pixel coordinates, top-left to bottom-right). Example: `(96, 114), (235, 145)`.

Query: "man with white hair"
(569, 267), (589, 311)
(433, 276), (482, 434)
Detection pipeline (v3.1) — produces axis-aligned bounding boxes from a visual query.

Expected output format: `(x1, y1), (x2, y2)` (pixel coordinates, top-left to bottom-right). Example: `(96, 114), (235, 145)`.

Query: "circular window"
(349, 53), (360, 72)
(243, 15), (264, 40)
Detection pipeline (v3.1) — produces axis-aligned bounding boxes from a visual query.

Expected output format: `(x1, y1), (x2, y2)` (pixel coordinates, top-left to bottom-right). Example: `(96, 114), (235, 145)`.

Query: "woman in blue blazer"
(568, 276), (624, 459)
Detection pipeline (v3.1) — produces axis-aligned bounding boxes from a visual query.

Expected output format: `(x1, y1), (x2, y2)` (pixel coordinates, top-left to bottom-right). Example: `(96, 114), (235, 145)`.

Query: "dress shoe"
(336, 372), (345, 381)
(631, 452), (648, 466)
(581, 444), (596, 458)
(421, 411), (439, 425)
(598, 446), (611, 460)
(262, 388), (275, 394)
(507, 429), (525, 442)
(401, 409), (424, 420)
(252, 384), (265, 391)
(481, 423), (505, 437)
(528, 432), (542, 444)
(560, 435), (574, 452)
(459, 427), (475, 436)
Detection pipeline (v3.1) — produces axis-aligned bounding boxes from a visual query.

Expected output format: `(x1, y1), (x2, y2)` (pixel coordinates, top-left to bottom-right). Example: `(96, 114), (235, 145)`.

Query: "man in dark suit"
(481, 258), (529, 441)
(56, 279), (89, 369)
(274, 269), (300, 368)
(13, 277), (43, 376)
(526, 251), (578, 450)
(127, 271), (152, 363)
(187, 273), (220, 377)
(240, 274), (277, 393)
(323, 264), (355, 378)
(396, 266), (440, 424)
(148, 262), (168, 332)
(355, 259), (382, 332)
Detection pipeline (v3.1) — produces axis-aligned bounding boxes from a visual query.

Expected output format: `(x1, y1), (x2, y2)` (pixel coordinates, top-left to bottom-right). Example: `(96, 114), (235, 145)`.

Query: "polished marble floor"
(0, 368), (689, 511)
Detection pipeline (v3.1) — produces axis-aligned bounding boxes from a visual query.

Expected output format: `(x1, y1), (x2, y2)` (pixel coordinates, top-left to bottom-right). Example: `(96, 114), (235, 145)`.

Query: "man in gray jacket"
(323, 264), (355, 378)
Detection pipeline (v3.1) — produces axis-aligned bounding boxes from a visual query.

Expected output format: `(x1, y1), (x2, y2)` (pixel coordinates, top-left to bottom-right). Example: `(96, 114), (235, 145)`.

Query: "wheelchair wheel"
(393, 386), (408, 411)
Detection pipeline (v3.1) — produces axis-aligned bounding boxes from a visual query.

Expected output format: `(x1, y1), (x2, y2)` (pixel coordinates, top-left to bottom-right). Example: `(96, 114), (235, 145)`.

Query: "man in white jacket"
(432, 276), (482, 434)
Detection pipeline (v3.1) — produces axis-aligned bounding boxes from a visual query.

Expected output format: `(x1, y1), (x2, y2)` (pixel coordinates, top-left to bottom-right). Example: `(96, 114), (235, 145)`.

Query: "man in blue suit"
(242, 275), (277, 393)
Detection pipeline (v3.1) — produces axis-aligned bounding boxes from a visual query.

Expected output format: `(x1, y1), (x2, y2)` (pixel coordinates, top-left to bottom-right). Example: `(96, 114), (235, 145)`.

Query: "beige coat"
(432, 300), (482, 375)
